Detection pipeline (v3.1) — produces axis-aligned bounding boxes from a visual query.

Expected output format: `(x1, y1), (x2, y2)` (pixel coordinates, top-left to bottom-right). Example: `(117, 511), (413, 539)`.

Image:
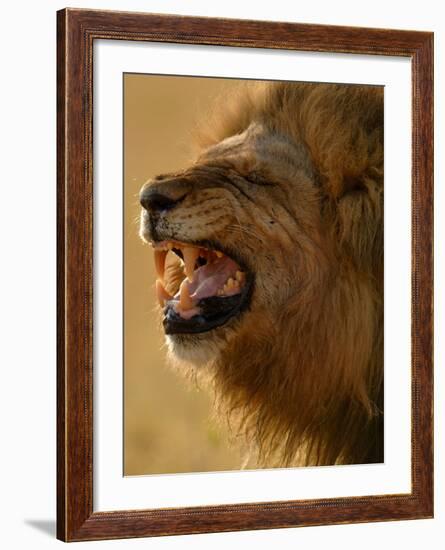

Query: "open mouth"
(151, 240), (253, 335)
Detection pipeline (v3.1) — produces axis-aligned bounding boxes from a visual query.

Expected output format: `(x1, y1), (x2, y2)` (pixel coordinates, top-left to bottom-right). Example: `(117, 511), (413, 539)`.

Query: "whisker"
(231, 212), (264, 242)
(228, 224), (261, 240)
(226, 223), (264, 243)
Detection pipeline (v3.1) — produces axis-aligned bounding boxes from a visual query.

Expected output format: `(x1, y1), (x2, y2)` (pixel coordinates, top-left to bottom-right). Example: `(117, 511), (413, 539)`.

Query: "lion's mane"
(190, 82), (384, 467)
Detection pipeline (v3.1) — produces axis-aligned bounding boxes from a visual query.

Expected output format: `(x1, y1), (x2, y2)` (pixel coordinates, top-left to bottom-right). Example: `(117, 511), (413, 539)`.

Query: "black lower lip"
(163, 277), (253, 335)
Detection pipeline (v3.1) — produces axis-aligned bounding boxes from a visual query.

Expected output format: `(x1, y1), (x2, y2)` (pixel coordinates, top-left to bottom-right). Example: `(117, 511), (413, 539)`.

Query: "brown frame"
(57, 8), (434, 542)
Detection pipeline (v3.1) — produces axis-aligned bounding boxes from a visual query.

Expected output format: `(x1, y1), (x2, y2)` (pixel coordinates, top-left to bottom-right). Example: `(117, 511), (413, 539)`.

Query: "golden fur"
(141, 81), (384, 467)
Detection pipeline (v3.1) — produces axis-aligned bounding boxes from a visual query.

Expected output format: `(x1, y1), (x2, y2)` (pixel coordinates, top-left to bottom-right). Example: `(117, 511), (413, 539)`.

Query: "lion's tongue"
(189, 257), (240, 298)
(173, 256), (241, 319)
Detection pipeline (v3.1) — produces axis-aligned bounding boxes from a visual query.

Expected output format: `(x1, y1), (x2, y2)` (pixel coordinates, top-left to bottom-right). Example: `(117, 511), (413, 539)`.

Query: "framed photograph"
(57, 8), (433, 542)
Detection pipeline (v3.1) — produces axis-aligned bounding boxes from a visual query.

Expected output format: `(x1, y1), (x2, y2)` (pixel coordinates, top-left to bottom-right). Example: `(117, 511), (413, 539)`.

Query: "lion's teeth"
(227, 277), (234, 288)
(215, 251), (223, 258)
(154, 249), (167, 281)
(167, 242), (173, 250)
(179, 279), (194, 309)
(235, 270), (244, 283)
(156, 279), (172, 306)
(183, 247), (200, 281)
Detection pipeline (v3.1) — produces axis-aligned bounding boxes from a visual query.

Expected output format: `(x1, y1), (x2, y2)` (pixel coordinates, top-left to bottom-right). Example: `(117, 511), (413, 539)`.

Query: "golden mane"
(193, 82), (384, 467)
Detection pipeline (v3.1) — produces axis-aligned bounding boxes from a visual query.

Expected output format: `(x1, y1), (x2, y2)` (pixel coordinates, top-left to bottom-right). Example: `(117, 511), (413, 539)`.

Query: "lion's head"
(139, 82), (384, 467)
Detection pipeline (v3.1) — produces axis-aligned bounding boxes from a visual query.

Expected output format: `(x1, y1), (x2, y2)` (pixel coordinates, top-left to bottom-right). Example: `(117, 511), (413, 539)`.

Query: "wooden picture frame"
(57, 8), (434, 542)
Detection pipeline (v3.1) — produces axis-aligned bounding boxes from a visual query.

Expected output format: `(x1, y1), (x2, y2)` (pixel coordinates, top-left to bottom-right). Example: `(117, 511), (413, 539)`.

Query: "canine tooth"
(154, 249), (167, 280)
(235, 270), (244, 282)
(215, 251), (223, 258)
(227, 277), (234, 288)
(156, 279), (172, 306)
(183, 247), (200, 281)
(179, 279), (194, 310)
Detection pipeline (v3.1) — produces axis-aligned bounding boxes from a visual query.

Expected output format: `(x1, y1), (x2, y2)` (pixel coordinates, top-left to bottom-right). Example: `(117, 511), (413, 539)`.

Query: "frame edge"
(56, 7), (67, 543)
(56, 8), (434, 541)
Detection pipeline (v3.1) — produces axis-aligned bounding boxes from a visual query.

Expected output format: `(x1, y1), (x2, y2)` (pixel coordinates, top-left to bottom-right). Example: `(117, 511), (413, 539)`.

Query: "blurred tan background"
(124, 74), (245, 475)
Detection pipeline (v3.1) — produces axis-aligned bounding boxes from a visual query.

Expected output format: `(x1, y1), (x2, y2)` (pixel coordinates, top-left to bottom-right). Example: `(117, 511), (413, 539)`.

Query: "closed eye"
(242, 172), (276, 187)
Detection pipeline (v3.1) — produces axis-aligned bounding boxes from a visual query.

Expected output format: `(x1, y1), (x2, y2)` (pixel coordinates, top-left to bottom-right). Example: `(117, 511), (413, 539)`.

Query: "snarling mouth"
(151, 240), (253, 335)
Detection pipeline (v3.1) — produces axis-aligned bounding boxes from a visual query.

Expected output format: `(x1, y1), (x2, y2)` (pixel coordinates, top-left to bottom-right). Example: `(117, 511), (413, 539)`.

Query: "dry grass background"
(124, 74), (246, 475)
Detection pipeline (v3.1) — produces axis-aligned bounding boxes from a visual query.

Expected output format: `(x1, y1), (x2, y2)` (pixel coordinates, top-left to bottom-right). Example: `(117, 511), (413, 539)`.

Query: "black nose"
(140, 189), (184, 213)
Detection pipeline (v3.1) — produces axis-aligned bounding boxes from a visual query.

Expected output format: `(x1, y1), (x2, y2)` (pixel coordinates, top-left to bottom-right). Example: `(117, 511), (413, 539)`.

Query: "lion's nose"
(140, 187), (186, 214)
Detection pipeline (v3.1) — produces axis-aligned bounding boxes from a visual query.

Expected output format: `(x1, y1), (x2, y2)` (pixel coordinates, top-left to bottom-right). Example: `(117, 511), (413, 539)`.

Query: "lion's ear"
(335, 179), (383, 272)
(298, 84), (383, 200)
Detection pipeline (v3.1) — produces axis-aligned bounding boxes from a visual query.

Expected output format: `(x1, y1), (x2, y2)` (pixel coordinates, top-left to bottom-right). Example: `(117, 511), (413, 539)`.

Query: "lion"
(139, 81), (384, 468)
